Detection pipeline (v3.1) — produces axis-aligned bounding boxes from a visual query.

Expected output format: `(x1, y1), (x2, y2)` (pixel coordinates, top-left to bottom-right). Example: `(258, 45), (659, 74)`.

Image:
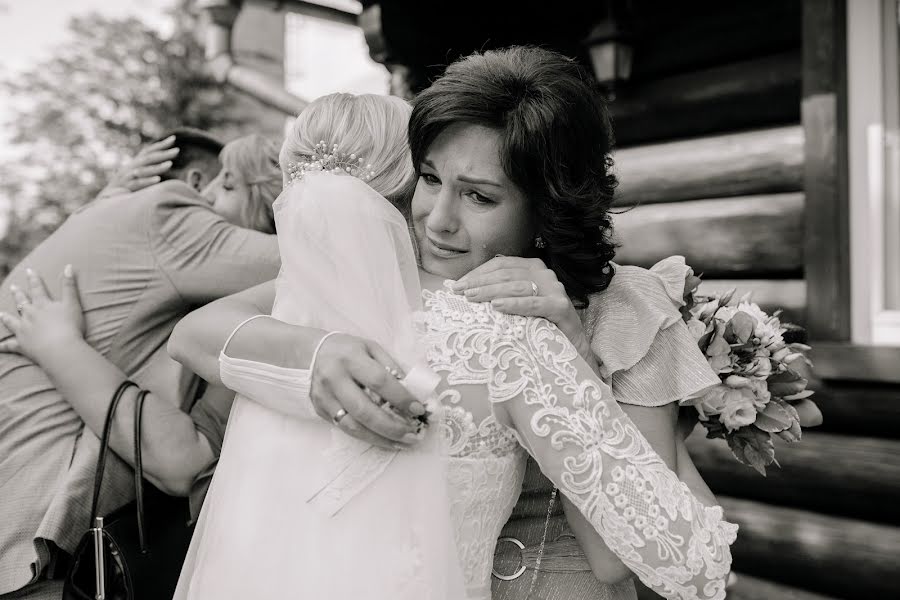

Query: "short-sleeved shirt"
(0, 181), (280, 595)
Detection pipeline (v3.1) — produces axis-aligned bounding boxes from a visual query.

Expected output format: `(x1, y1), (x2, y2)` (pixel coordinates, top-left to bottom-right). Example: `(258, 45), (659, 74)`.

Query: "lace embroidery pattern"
(440, 401), (520, 459)
(422, 288), (737, 600)
(420, 291), (528, 597)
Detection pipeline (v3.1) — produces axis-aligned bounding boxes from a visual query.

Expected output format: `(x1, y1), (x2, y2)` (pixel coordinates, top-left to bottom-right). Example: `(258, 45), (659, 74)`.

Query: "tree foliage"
(0, 1), (261, 277)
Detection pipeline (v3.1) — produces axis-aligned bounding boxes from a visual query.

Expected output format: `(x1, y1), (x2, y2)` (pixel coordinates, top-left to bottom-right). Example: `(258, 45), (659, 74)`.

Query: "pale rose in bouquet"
(681, 287), (823, 474)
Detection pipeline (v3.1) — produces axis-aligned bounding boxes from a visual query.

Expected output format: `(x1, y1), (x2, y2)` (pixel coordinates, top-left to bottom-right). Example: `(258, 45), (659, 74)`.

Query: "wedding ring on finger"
(331, 408), (349, 425)
(364, 386), (389, 407)
(530, 281), (539, 297)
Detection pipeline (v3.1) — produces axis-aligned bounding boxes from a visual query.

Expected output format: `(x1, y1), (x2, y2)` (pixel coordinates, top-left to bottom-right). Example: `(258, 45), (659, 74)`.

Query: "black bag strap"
(133, 389), (149, 553)
(89, 380), (138, 527)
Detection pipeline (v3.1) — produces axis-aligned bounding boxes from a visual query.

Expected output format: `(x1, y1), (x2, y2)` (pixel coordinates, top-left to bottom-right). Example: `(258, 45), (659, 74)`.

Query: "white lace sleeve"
(487, 313), (737, 600)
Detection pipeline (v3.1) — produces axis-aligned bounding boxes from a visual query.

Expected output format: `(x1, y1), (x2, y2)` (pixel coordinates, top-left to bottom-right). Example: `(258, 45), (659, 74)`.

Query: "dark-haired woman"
(169, 47), (736, 600)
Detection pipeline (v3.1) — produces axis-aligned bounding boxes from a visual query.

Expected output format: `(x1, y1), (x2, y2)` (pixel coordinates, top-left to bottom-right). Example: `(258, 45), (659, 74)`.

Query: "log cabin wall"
(610, 1), (805, 324)
(608, 2), (899, 599)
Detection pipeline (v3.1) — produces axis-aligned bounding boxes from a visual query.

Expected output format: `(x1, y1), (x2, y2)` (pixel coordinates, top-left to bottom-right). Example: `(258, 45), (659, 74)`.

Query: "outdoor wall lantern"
(585, 17), (633, 91)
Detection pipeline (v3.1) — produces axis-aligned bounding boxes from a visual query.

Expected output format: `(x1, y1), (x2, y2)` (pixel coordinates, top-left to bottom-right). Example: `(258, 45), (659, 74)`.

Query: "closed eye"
(467, 191), (495, 205)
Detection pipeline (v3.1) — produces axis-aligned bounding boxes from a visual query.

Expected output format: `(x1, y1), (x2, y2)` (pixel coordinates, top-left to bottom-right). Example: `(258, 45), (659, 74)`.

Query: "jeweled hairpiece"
(286, 140), (376, 184)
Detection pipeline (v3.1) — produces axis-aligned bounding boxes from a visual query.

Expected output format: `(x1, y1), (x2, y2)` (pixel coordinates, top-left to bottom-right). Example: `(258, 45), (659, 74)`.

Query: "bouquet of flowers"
(681, 285), (823, 475)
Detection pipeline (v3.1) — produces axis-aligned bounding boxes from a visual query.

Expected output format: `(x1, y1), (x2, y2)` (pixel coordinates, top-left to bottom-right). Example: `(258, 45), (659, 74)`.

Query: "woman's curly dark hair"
(409, 46), (618, 306)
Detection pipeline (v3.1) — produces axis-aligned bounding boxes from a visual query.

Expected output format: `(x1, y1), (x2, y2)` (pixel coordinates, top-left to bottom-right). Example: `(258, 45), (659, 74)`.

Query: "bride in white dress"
(173, 48), (737, 600)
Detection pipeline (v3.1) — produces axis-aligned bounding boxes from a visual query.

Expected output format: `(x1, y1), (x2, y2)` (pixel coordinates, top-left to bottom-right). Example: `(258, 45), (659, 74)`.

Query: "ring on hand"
(529, 281), (539, 297)
(364, 387), (389, 407)
(332, 408), (348, 425)
(384, 365), (402, 380)
(15, 303), (25, 315)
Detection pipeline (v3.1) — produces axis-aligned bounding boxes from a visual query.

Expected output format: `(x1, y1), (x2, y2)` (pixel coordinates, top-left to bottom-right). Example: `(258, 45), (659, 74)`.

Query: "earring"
(534, 236), (546, 249)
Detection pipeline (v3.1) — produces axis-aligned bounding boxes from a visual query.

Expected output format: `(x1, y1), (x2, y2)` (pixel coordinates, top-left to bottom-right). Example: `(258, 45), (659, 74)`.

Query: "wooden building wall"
(610, 2), (900, 598)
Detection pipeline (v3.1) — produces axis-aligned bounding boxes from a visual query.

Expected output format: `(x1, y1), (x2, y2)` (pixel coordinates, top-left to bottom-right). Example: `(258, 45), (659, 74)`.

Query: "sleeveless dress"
(174, 259), (736, 600)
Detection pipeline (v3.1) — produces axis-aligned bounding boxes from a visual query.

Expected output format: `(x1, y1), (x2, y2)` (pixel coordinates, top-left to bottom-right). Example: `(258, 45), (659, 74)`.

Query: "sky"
(0, 0), (173, 72)
(0, 0), (174, 151)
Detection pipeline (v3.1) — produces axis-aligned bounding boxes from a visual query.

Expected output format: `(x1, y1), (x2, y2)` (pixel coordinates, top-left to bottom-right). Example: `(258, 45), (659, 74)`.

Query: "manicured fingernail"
(162, 161), (173, 168)
(449, 280), (465, 291)
(401, 433), (420, 444)
(464, 287), (479, 297)
(409, 402), (425, 416)
(64, 264), (73, 278)
(165, 135), (176, 141)
(490, 299), (507, 309)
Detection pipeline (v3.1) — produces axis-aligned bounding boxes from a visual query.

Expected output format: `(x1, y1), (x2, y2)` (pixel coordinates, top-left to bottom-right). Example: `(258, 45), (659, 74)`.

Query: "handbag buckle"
(92, 517), (105, 600)
(492, 536), (527, 581)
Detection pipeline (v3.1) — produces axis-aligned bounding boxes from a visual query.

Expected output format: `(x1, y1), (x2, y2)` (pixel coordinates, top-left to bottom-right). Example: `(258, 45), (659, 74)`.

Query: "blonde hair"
(279, 93), (415, 208)
(220, 134), (282, 234)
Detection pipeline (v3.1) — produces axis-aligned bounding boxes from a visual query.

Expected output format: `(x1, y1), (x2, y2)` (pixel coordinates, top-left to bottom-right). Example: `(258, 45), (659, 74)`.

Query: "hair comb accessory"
(286, 140), (376, 184)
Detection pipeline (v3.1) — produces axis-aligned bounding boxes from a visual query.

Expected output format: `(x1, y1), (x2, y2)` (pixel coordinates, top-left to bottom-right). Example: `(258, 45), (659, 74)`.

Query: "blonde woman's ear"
(186, 168), (207, 192)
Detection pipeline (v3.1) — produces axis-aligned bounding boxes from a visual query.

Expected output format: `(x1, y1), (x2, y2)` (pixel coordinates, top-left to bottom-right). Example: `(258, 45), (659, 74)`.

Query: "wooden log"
(614, 126), (804, 206)
(612, 52), (801, 147)
(629, 0), (802, 80)
(808, 380), (900, 438)
(613, 193), (804, 278)
(720, 496), (900, 599)
(723, 573), (841, 600)
(696, 279), (806, 325)
(638, 572), (841, 600)
(809, 342), (900, 385)
(686, 431), (900, 525)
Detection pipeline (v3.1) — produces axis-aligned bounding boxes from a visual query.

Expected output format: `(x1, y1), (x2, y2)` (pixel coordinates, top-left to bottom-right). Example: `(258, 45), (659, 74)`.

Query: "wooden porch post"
(802, 0), (851, 341)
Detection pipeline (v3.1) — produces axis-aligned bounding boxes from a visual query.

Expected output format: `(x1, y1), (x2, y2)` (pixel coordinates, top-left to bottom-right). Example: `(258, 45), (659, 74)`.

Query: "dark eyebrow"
(421, 157), (503, 187)
(458, 175), (503, 187)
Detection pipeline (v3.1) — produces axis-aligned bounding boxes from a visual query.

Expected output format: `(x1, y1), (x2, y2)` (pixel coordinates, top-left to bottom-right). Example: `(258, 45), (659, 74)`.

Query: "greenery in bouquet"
(681, 286), (823, 475)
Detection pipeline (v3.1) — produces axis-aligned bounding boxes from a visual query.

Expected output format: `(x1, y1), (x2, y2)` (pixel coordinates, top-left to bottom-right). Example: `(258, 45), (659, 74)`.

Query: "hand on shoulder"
(449, 256), (596, 369)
